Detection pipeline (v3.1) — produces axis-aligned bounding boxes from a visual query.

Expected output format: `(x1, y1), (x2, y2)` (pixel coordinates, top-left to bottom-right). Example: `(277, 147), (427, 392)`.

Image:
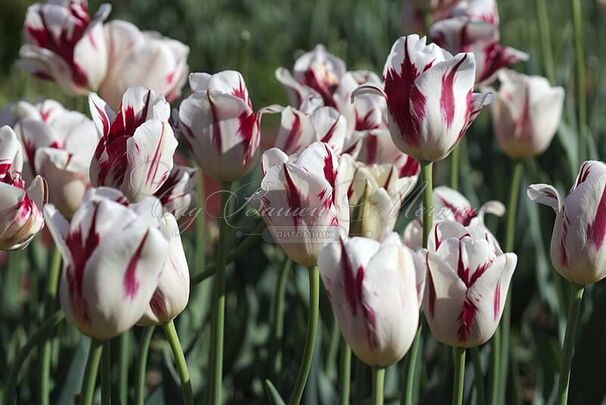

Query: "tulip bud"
(491, 70), (564, 159)
(18, 0), (111, 95)
(44, 187), (177, 339)
(319, 233), (420, 366)
(423, 221), (517, 347)
(100, 20), (190, 110)
(355, 35), (491, 162)
(348, 161), (419, 240)
(154, 165), (197, 219)
(528, 161), (606, 285)
(403, 186), (504, 250)
(0, 126), (47, 250)
(89, 87), (178, 203)
(256, 142), (354, 267)
(179, 71), (261, 182)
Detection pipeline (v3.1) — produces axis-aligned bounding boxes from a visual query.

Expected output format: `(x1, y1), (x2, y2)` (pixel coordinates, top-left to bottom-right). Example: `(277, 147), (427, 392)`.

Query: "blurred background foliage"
(2, 0), (606, 404)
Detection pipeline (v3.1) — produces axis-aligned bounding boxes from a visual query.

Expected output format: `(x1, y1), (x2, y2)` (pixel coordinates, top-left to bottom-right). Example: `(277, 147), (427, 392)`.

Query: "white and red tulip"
(423, 221), (517, 347)
(44, 187), (181, 339)
(154, 165), (197, 219)
(179, 71), (262, 182)
(491, 70), (564, 159)
(257, 142), (354, 267)
(357, 130), (421, 177)
(528, 161), (606, 285)
(100, 20), (190, 110)
(89, 87), (178, 202)
(348, 161), (419, 240)
(0, 126), (47, 250)
(15, 101), (97, 218)
(319, 233), (420, 366)
(18, 0), (110, 95)
(404, 186), (504, 249)
(356, 35), (491, 162)
(450, 0), (499, 24)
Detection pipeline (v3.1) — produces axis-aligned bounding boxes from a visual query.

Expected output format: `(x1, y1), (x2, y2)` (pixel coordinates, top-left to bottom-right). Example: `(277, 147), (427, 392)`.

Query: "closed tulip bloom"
(100, 20), (190, 110)
(349, 161), (419, 240)
(528, 161), (606, 285)
(491, 70), (564, 159)
(153, 165), (196, 219)
(0, 126), (47, 250)
(430, 19), (528, 85)
(45, 187), (174, 339)
(15, 102), (97, 218)
(404, 186), (504, 249)
(357, 35), (491, 162)
(358, 131), (422, 177)
(257, 142), (354, 267)
(18, 0), (110, 95)
(138, 213), (189, 325)
(89, 87), (178, 202)
(423, 221), (517, 347)
(319, 233), (420, 366)
(450, 0), (499, 24)
(179, 71), (261, 182)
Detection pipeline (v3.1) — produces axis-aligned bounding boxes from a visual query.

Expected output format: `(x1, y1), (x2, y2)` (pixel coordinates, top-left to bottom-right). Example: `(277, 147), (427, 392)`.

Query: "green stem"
(557, 284), (584, 405)
(119, 332), (130, 404)
(450, 147), (460, 191)
(471, 347), (486, 405)
(81, 339), (104, 405)
(101, 340), (111, 405)
(208, 182), (231, 404)
(339, 340), (351, 405)
(371, 367), (386, 405)
(536, 0), (556, 82)
(5, 311), (64, 405)
(270, 257), (292, 376)
(288, 266), (320, 405)
(163, 321), (194, 405)
(422, 11), (432, 36)
(421, 161), (433, 246)
(403, 326), (423, 405)
(452, 348), (466, 405)
(499, 160), (523, 404)
(135, 327), (155, 405)
(489, 327), (501, 405)
(40, 246), (61, 405)
(570, 0), (587, 163)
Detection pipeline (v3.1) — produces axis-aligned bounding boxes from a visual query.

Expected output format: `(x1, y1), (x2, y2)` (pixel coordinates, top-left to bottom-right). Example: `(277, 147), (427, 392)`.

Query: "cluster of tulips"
(1, 0), (601, 404)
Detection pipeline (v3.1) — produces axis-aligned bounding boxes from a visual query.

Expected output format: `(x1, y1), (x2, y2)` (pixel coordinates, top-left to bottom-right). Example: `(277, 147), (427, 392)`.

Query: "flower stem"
(119, 332), (130, 404)
(163, 321), (194, 405)
(450, 147), (460, 191)
(371, 367), (386, 405)
(570, 0), (587, 163)
(135, 326), (155, 405)
(557, 283), (584, 405)
(452, 348), (466, 405)
(489, 327), (501, 405)
(269, 257), (292, 376)
(101, 340), (111, 405)
(498, 159), (523, 404)
(40, 246), (61, 405)
(209, 182), (231, 404)
(471, 347), (486, 405)
(536, 0), (556, 82)
(339, 340), (351, 405)
(288, 266), (320, 405)
(5, 310), (64, 405)
(81, 339), (104, 405)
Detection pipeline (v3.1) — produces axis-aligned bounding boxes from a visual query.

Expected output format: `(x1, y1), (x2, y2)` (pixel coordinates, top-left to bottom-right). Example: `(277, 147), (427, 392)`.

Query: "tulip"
(89, 87), (178, 202)
(154, 165), (197, 219)
(319, 233), (420, 366)
(528, 161), (606, 285)
(404, 186), (505, 249)
(430, 18), (528, 85)
(179, 71), (262, 182)
(423, 220), (517, 347)
(15, 102), (97, 218)
(18, 0), (111, 95)
(357, 130), (421, 175)
(450, 0), (499, 24)
(44, 187), (176, 339)
(491, 70), (564, 159)
(257, 142), (354, 267)
(348, 161), (419, 240)
(138, 213), (190, 325)
(100, 20), (190, 110)
(0, 126), (47, 250)
(355, 35), (491, 162)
